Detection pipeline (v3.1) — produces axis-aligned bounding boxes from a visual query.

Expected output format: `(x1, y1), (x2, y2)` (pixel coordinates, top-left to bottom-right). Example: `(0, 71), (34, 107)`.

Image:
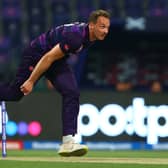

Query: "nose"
(104, 28), (109, 34)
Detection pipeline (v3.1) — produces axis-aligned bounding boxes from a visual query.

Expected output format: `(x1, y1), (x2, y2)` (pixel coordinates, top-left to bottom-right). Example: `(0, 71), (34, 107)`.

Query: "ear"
(89, 22), (95, 29)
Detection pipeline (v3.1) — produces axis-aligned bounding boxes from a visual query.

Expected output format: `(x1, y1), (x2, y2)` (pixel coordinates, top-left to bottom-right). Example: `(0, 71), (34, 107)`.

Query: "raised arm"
(20, 44), (64, 95)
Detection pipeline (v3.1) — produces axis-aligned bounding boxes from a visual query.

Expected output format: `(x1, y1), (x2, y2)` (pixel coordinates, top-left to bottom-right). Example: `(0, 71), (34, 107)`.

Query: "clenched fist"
(20, 80), (34, 95)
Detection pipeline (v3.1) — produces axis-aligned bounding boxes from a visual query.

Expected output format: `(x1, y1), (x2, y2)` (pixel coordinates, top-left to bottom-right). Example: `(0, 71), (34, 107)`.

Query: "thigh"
(45, 61), (79, 93)
(12, 47), (40, 87)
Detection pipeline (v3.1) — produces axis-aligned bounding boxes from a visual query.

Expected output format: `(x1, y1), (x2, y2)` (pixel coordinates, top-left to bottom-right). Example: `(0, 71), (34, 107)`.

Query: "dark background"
(1, 0), (168, 144)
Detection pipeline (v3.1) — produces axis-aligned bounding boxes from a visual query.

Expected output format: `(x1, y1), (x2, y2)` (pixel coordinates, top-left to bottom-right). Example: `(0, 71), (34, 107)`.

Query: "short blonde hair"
(88, 10), (111, 23)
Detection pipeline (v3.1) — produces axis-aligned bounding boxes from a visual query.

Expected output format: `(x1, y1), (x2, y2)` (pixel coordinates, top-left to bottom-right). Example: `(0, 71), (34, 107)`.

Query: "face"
(89, 16), (110, 41)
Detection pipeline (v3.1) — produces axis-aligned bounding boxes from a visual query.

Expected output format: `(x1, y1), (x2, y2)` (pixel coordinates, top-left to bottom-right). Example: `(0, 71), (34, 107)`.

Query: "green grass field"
(0, 150), (168, 168)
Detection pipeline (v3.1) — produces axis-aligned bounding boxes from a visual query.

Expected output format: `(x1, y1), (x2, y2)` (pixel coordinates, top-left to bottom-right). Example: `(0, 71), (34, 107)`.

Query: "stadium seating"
(0, 0), (168, 91)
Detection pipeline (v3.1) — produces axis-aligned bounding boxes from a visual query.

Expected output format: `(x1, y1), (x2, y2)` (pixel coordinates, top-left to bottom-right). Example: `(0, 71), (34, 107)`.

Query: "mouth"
(100, 34), (106, 39)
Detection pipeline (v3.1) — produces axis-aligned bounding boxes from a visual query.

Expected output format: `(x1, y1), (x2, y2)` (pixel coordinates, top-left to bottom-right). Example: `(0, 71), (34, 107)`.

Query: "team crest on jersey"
(64, 44), (69, 51)
(29, 66), (34, 71)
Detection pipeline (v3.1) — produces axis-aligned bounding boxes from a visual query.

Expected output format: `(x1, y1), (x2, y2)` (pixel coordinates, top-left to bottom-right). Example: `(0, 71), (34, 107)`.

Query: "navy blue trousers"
(0, 46), (80, 136)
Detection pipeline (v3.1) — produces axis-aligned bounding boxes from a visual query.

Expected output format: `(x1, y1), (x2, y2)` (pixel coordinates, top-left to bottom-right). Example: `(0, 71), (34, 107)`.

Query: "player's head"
(88, 10), (111, 41)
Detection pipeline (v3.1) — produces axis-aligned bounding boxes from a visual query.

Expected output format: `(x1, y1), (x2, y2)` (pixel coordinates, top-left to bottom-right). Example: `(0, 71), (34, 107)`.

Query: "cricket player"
(0, 9), (110, 156)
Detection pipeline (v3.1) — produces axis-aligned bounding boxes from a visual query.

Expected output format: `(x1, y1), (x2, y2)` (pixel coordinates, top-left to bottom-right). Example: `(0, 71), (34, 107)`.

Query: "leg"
(45, 61), (88, 157)
(0, 47), (38, 101)
(45, 61), (80, 136)
(0, 83), (23, 101)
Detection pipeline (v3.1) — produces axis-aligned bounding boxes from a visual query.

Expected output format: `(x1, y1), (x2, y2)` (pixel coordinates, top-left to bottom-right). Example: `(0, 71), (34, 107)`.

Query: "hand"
(20, 80), (34, 95)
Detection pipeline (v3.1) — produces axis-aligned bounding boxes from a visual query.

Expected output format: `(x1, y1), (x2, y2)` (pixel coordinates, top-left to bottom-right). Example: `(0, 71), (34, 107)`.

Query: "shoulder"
(59, 22), (88, 54)
(62, 22), (87, 35)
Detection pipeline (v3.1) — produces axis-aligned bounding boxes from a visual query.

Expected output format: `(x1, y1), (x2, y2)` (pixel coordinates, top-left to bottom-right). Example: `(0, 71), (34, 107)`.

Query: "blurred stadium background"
(1, 0), (168, 151)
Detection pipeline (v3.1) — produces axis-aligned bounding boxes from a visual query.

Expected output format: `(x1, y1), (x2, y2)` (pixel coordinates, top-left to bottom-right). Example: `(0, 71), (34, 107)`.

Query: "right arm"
(20, 44), (64, 95)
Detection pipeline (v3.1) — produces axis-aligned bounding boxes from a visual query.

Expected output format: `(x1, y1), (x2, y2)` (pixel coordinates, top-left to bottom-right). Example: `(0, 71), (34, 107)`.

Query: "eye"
(100, 25), (106, 28)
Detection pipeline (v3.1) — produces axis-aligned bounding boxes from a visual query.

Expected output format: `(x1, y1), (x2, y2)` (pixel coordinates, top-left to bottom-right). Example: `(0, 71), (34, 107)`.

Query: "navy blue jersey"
(30, 22), (94, 56)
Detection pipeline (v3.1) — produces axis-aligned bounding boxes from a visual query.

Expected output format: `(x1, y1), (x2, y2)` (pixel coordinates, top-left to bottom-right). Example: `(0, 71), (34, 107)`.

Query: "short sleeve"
(59, 32), (83, 54)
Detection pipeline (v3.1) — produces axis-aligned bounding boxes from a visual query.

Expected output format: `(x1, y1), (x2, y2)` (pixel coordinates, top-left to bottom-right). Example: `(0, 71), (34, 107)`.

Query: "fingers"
(20, 86), (29, 95)
(20, 84), (31, 95)
(20, 85), (24, 91)
(20, 80), (34, 96)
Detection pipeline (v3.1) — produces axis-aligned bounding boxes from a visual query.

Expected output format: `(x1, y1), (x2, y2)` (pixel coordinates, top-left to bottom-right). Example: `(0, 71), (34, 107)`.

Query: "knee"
(13, 95), (23, 101)
(10, 92), (24, 101)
